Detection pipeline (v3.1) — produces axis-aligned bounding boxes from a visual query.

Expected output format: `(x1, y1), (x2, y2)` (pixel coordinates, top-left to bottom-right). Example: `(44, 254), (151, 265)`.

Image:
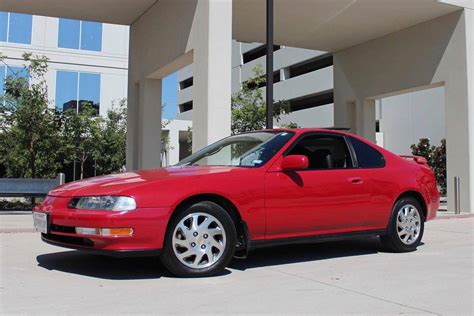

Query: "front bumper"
(41, 233), (161, 257)
(36, 196), (172, 254)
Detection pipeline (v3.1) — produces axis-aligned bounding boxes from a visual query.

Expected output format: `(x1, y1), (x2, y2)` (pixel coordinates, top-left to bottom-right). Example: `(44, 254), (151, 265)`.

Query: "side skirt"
(248, 229), (387, 250)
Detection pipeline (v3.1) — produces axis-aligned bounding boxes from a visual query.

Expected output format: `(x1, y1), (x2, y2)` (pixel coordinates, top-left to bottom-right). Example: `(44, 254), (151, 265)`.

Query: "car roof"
(263, 128), (400, 161)
(260, 128), (352, 136)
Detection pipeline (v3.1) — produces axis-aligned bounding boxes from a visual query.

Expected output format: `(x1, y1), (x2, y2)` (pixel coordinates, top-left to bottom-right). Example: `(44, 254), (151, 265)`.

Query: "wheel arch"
(395, 190), (428, 221)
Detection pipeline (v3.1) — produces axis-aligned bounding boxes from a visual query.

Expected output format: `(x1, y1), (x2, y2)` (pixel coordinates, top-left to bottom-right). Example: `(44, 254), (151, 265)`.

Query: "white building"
(0, 12), (129, 116)
(177, 42), (334, 128)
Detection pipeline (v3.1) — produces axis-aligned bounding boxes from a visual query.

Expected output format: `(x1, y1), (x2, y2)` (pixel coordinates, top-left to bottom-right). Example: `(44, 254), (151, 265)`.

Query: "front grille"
(42, 233), (94, 247)
(50, 224), (76, 234)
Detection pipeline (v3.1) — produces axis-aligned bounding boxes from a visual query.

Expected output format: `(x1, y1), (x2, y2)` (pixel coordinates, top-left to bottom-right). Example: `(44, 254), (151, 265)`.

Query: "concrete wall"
(334, 9), (473, 212)
(377, 86), (446, 155)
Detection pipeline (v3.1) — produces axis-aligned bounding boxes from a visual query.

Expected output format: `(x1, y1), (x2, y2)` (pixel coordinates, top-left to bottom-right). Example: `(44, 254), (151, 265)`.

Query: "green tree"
(432, 139), (446, 195)
(94, 99), (127, 175)
(231, 65), (295, 134)
(410, 138), (435, 166)
(62, 104), (102, 180)
(411, 138), (447, 195)
(0, 53), (63, 178)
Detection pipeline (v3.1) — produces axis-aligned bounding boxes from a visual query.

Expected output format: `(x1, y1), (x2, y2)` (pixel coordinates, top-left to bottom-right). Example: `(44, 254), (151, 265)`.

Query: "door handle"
(348, 177), (363, 184)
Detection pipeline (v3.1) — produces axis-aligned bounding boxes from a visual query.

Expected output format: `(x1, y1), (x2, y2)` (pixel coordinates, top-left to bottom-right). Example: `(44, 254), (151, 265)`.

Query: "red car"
(33, 129), (439, 277)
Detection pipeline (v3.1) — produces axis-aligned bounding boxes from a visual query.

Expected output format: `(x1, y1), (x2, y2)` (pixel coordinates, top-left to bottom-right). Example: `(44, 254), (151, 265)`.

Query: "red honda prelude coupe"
(34, 129), (439, 277)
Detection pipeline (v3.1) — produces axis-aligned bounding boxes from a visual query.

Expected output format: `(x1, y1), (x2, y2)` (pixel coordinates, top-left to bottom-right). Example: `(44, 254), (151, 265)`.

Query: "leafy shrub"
(410, 138), (446, 195)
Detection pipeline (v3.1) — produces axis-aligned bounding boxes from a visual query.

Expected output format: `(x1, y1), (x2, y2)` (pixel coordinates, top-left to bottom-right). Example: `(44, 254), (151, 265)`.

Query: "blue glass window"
(58, 19), (102, 52)
(80, 21), (102, 51)
(0, 12), (32, 44)
(7, 66), (29, 83)
(0, 12), (7, 42)
(79, 73), (100, 113)
(0, 66), (5, 97)
(58, 19), (80, 49)
(56, 71), (78, 112)
(56, 70), (100, 114)
(8, 13), (32, 44)
(1, 66), (28, 104)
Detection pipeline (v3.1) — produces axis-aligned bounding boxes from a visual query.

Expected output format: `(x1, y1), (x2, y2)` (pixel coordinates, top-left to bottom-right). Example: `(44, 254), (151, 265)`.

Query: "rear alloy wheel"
(380, 197), (425, 252)
(161, 201), (236, 277)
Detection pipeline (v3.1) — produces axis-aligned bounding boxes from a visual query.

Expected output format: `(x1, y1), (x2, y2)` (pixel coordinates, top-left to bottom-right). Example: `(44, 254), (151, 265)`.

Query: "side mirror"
(281, 155), (309, 171)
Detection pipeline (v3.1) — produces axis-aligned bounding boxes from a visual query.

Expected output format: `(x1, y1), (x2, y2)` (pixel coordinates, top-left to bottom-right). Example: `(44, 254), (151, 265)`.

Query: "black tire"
(380, 196), (425, 252)
(161, 201), (237, 277)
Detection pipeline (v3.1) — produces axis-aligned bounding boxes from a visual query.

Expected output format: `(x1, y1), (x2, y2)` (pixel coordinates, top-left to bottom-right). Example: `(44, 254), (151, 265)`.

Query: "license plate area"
(33, 212), (49, 233)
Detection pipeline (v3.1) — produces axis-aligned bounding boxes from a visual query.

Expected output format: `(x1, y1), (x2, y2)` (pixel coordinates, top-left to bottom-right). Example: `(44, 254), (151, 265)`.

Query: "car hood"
(48, 166), (238, 197)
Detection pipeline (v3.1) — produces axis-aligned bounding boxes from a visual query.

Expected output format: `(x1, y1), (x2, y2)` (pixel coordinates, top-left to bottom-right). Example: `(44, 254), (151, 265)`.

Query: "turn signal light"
(75, 227), (133, 237)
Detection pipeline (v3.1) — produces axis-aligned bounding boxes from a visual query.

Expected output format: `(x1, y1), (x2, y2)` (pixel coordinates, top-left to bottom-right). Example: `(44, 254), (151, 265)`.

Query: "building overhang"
(0, 0), (464, 51)
(0, 0), (158, 25)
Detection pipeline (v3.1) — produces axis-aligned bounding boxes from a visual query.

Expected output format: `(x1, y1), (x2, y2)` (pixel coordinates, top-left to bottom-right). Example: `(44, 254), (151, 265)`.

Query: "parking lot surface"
(1, 214), (473, 315)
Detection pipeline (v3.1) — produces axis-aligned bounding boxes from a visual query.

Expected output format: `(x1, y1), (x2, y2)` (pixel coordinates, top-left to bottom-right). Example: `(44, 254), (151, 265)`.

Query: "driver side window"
(286, 134), (353, 170)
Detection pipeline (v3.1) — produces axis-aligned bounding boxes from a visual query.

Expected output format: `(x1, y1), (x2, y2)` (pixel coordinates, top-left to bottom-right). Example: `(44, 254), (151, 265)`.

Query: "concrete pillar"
(360, 98), (376, 142)
(335, 97), (376, 142)
(138, 78), (162, 169)
(192, 0), (232, 152)
(168, 126), (180, 165)
(126, 78), (162, 170)
(445, 9), (473, 213)
(126, 82), (139, 170)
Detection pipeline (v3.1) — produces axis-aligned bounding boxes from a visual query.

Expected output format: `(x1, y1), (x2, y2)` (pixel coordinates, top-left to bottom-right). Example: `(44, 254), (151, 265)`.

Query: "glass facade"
(80, 21), (102, 51)
(58, 18), (102, 52)
(0, 12), (32, 44)
(1, 65), (29, 102)
(57, 18), (80, 49)
(56, 70), (101, 114)
(0, 66), (4, 97)
(0, 12), (7, 42)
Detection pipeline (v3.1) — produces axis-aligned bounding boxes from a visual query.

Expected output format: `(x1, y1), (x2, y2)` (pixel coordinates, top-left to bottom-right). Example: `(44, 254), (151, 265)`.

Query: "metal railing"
(0, 173), (65, 198)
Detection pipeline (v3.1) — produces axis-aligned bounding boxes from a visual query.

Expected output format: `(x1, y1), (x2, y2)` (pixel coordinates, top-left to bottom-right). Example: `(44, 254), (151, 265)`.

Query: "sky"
(162, 72), (177, 119)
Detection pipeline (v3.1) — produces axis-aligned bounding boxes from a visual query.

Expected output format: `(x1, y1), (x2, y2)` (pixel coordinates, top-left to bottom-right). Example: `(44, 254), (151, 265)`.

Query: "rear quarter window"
(349, 136), (386, 168)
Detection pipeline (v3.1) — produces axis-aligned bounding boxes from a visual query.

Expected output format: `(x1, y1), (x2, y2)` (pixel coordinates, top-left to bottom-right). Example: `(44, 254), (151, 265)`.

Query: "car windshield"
(177, 131), (295, 167)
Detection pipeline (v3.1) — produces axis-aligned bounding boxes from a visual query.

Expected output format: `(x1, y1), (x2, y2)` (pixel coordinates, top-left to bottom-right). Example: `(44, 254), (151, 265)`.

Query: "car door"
(347, 135), (393, 229)
(264, 132), (374, 239)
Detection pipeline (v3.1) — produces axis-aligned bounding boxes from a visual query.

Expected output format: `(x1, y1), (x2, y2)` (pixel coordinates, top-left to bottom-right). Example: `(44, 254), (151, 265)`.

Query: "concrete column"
(126, 79), (162, 170)
(168, 126), (180, 165)
(192, 0), (232, 152)
(360, 98), (376, 142)
(445, 9), (473, 213)
(138, 78), (162, 169)
(134, 78), (162, 170)
(126, 82), (139, 170)
(335, 96), (376, 141)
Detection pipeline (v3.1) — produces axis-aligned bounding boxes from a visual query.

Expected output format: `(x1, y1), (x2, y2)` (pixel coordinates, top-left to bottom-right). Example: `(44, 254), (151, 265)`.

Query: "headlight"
(69, 196), (136, 211)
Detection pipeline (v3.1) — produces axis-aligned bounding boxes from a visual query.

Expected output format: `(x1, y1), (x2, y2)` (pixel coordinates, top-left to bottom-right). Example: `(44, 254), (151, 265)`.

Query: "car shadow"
(230, 237), (385, 271)
(37, 238), (423, 279)
(36, 251), (231, 280)
(37, 251), (167, 280)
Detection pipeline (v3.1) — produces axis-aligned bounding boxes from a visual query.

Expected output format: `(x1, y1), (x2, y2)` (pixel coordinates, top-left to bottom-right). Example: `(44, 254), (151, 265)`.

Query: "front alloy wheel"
(161, 201), (236, 277)
(172, 212), (226, 269)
